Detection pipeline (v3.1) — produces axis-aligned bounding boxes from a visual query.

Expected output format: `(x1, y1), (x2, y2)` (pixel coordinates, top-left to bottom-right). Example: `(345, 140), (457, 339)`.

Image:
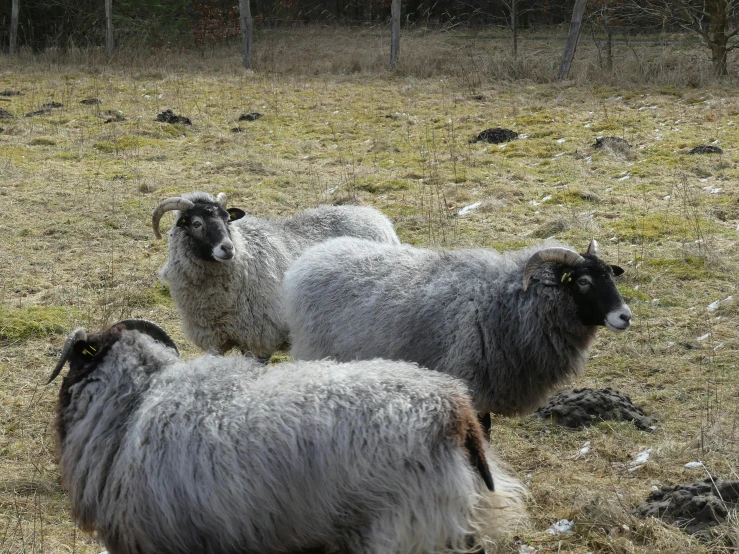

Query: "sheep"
(283, 238), (632, 427)
(48, 319), (527, 554)
(152, 191), (399, 359)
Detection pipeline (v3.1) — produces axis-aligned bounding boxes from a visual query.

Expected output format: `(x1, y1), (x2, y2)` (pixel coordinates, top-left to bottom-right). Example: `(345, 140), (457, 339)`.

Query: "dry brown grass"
(1, 29), (739, 553)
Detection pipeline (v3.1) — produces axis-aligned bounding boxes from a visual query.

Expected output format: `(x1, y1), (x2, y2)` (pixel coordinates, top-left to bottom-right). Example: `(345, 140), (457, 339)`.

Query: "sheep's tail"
(461, 413), (495, 492)
(451, 396), (529, 542)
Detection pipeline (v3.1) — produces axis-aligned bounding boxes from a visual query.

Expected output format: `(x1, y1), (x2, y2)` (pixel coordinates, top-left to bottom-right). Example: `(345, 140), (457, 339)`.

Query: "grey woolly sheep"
(283, 238), (631, 422)
(152, 191), (399, 358)
(48, 319), (527, 554)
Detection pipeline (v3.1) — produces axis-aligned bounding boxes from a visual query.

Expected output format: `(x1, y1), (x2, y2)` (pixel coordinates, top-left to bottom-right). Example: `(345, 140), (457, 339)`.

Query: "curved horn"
(114, 319), (179, 355)
(152, 197), (195, 239)
(586, 238), (600, 257)
(522, 248), (585, 291)
(46, 328), (88, 385)
(216, 192), (227, 208)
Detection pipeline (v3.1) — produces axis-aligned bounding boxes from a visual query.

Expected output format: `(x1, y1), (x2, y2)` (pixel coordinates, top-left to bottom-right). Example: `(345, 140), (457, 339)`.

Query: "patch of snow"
(628, 448), (652, 471)
(663, 195), (671, 200)
(584, 123), (592, 128)
(519, 546), (538, 554)
(457, 202), (482, 216)
(519, 134), (528, 139)
(616, 173), (631, 181)
(697, 332), (711, 341)
(707, 300), (721, 312)
(556, 138), (566, 143)
(547, 519), (574, 535)
(573, 441), (591, 459)
(684, 461), (703, 469)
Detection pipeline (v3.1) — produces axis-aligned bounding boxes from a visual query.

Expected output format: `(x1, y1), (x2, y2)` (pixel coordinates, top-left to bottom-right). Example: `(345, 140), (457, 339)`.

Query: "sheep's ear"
(611, 265), (624, 276)
(73, 341), (98, 359)
(228, 208), (245, 222)
(176, 215), (189, 228)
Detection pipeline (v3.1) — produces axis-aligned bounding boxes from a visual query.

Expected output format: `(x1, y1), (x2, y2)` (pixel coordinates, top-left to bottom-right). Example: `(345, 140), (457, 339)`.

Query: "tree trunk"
(9, 0), (19, 55)
(239, 0), (253, 69)
(707, 0), (729, 75)
(511, 0), (517, 59)
(557, 0), (588, 80)
(390, 0), (400, 67)
(606, 26), (612, 71)
(105, 0), (114, 60)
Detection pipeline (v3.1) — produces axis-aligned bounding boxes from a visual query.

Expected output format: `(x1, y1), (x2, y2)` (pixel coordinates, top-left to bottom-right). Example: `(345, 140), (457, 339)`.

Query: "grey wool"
(158, 191), (399, 358)
(284, 238), (630, 416)
(51, 321), (527, 554)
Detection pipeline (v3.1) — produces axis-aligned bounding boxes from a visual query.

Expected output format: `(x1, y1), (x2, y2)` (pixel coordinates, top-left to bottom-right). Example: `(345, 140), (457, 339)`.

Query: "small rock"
(470, 127), (518, 144)
(689, 145), (723, 155)
(238, 112), (263, 121)
(156, 110), (192, 125)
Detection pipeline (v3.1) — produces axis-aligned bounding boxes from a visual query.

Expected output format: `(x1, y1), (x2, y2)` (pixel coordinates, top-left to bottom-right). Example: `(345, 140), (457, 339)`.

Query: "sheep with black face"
(283, 238), (631, 428)
(48, 319), (527, 554)
(153, 191), (399, 358)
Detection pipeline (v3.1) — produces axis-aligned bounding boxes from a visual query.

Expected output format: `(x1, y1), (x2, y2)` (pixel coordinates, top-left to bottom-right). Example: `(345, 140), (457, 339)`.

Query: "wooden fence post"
(390, 0), (400, 67)
(239, 0), (253, 69)
(511, 0), (517, 59)
(105, 0), (114, 60)
(557, 0), (587, 80)
(9, 0), (19, 55)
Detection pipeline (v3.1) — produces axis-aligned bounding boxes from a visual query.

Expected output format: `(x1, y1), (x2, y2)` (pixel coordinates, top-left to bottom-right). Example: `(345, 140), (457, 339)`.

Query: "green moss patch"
(0, 305), (81, 345)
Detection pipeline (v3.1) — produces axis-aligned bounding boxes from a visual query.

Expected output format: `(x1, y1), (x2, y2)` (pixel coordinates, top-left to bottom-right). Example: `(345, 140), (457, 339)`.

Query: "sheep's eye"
(577, 277), (590, 287)
(192, 221), (202, 229)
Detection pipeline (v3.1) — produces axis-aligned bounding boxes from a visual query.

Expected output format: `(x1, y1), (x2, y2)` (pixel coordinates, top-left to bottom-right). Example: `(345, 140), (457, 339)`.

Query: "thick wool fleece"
(160, 192), (399, 357)
(284, 238), (600, 415)
(55, 330), (526, 554)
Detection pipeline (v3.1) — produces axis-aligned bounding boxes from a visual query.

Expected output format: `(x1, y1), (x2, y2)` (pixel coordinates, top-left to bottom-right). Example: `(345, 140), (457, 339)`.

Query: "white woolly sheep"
(48, 319), (527, 554)
(283, 238), (631, 429)
(152, 192), (399, 359)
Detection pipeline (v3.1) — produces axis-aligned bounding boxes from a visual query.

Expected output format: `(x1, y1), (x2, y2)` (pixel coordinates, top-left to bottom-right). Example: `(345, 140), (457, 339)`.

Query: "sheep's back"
(285, 238), (500, 374)
(95, 358), (480, 554)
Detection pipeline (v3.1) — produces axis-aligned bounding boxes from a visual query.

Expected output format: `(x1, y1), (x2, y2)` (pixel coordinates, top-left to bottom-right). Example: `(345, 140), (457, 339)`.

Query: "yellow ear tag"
(81, 346), (97, 357)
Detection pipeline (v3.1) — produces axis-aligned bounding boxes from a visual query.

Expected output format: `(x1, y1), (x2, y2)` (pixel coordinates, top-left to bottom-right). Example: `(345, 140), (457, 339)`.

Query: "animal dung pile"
(156, 110), (192, 125)
(238, 112), (263, 121)
(0, 90), (23, 96)
(534, 388), (656, 431)
(41, 102), (63, 109)
(80, 98), (103, 105)
(633, 477), (739, 537)
(470, 127), (518, 144)
(0, 108), (15, 119)
(689, 144), (723, 155)
(594, 136), (630, 148)
(24, 109), (50, 117)
(99, 110), (125, 123)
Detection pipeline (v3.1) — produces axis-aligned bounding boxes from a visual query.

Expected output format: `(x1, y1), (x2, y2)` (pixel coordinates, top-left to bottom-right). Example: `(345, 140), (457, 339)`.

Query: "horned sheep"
(48, 319), (527, 554)
(283, 238), (631, 427)
(152, 192), (399, 358)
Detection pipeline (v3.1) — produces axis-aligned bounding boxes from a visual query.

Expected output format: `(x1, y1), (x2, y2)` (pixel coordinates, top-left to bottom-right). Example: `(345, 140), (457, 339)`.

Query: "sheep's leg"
(478, 411), (492, 438)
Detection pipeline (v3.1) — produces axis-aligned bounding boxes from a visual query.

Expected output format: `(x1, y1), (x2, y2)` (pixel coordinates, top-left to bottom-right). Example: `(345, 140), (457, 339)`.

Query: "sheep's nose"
(222, 242), (234, 255)
(620, 312), (631, 323)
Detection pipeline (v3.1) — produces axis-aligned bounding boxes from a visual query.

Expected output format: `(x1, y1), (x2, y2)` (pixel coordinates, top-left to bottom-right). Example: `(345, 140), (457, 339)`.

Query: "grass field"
(1, 29), (739, 553)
